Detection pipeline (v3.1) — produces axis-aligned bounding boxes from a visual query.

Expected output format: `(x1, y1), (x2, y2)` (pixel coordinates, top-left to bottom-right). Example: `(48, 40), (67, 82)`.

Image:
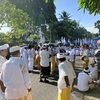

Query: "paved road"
(30, 56), (100, 100)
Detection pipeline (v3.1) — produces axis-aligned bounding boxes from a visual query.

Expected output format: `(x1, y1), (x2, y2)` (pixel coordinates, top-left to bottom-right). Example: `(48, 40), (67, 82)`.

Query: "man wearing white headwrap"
(57, 53), (76, 100)
(77, 67), (95, 92)
(1, 46), (32, 100)
(0, 44), (9, 100)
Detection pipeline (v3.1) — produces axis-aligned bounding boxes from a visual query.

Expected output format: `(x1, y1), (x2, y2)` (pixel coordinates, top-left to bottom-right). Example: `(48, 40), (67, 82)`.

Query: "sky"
(0, 0), (100, 33)
(54, 0), (100, 33)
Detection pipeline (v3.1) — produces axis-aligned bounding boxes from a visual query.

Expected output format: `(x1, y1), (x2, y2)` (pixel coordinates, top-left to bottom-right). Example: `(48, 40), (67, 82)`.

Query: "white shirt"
(22, 49), (28, 60)
(89, 66), (98, 79)
(39, 50), (50, 67)
(20, 47), (24, 57)
(0, 55), (7, 99)
(77, 71), (92, 91)
(83, 49), (90, 60)
(76, 49), (80, 56)
(31, 48), (36, 57)
(0, 56), (7, 72)
(58, 61), (76, 89)
(56, 46), (66, 53)
(1, 57), (31, 99)
(69, 48), (76, 62)
(28, 49), (35, 60)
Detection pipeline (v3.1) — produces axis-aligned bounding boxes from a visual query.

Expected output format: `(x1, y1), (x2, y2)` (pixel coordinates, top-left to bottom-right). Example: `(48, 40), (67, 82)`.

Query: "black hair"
(58, 57), (66, 62)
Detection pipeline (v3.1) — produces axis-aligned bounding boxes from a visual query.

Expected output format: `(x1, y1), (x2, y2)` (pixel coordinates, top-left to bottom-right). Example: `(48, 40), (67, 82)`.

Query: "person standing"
(27, 45), (35, 73)
(49, 44), (56, 74)
(34, 46), (41, 70)
(22, 46), (28, 68)
(0, 44), (9, 100)
(1, 46), (32, 100)
(56, 41), (66, 53)
(69, 44), (76, 69)
(80, 44), (90, 69)
(94, 40), (100, 79)
(57, 53), (76, 100)
(39, 45), (50, 82)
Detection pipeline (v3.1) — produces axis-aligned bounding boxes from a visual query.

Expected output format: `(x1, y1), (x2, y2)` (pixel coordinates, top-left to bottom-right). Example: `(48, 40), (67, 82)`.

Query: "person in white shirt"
(0, 44), (9, 100)
(56, 41), (66, 53)
(69, 44), (76, 68)
(80, 45), (84, 56)
(77, 67), (95, 92)
(27, 45), (35, 73)
(20, 46), (24, 58)
(31, 45), (36, 69)
(39, 45), (50, 83)
(80, 44), (90, 69)
(49, 44), (56, 74)
(89, 61), (98, 80)
(1, 46), (32, 100)
(57, 53), (76, 100)
(22, 46), (28, 68)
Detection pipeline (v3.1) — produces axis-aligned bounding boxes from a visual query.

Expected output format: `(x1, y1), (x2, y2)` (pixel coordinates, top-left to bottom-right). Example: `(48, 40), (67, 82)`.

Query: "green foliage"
(78, 0), (100, 15)
(46, 0), (100, 15)
(0, 0), (31, 45)
(0, 32), (7, 44)
(95, 20), (100, 33)
(9, 0), (57, 26)
(49, 11), (92, 41)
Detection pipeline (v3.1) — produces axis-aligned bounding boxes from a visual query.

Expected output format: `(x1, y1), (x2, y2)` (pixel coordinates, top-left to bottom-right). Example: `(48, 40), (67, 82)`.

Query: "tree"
(0, 0), (31, 45)
(58, 11), (71, 21)
(78, 0), (100, 15)
(49, 11), (92, 41)
(95, 20), (100, 33)
(9, 0), (57, 26)
(46, 0), (100, 15)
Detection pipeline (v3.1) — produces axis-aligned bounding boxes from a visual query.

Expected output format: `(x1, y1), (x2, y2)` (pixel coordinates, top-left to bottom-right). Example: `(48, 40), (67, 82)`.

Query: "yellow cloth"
(82, 60), (89, 69)
(70, 61), (75, 68)
(58, 87), (70, 100)
(51, 56), (56, 73)
(8, 92), (32, 100)
(34, 55), (41, 69)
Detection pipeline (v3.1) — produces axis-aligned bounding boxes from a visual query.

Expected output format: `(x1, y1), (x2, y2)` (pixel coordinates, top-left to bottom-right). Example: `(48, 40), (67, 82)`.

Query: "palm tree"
(58, 11), (71, 21)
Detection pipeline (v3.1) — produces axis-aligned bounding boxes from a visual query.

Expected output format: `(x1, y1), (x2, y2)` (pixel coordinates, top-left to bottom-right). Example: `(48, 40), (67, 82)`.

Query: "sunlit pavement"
(30, 56), (100, 100)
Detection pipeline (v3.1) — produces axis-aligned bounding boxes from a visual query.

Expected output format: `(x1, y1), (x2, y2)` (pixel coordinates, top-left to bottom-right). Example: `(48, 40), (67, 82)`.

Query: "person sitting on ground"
(94, 78), (100, 86)
(77, 67), (95, 92)
(89, 61), (98, 80)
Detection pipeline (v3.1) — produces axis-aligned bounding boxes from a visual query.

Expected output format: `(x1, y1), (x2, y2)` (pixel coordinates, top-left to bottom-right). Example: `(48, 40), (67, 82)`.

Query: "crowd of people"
(0, 40), (100, 100)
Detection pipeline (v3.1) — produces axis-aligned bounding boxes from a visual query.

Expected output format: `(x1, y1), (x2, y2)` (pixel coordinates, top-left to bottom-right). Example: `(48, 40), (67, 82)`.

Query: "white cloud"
(85, 26), (99, 33)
